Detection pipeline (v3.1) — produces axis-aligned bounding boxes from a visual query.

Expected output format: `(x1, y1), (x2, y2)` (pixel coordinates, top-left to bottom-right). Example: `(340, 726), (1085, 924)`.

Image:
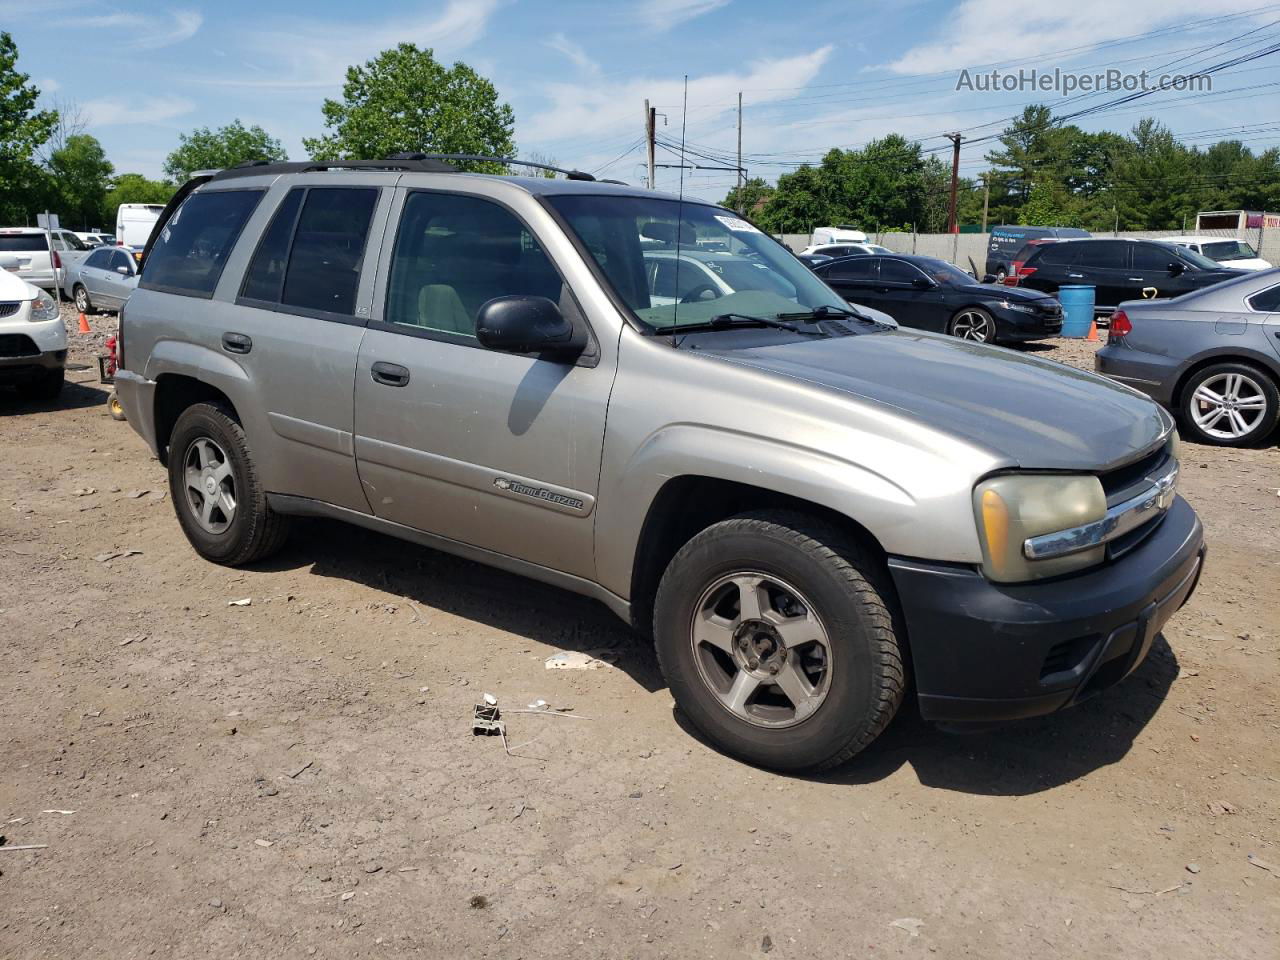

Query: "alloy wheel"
(75, 287), (89, 312)
(952, 310), (993, 341)
(182, 437), (237, 534)
(689, 572), (833, 728)
(1191, 372), (1268, 440)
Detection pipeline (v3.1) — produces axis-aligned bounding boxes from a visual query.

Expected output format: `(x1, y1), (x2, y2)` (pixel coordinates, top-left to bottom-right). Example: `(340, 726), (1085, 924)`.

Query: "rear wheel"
(653, 511), (905, 772)
(73, 283), (94, 315)
(949, 307), (997, 344)
(107, 389), (127, 421)
(167, 402), (290, 565)
(1179, 362), (1279, 446)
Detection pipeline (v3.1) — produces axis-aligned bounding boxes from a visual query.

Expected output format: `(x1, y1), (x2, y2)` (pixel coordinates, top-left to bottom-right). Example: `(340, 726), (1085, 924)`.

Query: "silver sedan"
(71, 245), (139, 314)
(1096, 268), (1280, 446)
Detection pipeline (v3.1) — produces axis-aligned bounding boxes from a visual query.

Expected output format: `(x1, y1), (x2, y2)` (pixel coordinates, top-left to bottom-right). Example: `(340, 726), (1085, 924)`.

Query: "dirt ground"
(2, 308), (1277, 959)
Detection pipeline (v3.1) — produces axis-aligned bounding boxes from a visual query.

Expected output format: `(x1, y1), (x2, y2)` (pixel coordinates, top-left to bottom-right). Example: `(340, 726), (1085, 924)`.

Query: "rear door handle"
(370, 361), (410, 387)
(221, 332), (252, 354)
(1128, 277), (1144, 282)
(1067, 273), (1084, 278)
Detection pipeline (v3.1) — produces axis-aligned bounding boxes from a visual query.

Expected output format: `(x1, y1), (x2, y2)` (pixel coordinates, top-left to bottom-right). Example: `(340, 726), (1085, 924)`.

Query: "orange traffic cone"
(77, 312), (91, 334)
(1086, 318), (1099, 341)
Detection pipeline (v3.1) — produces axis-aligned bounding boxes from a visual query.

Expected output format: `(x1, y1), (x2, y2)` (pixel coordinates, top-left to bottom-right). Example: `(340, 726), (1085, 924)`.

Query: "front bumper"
(113, 369), (160, 456)
(991, 304), (1062, 341)
(888, 495), (1204, 724)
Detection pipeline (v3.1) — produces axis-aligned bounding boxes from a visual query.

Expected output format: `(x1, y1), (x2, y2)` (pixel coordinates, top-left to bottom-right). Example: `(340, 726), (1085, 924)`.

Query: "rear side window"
(240, 188), (305, 303)
(828, 257), (877, 280)
(0, 234), (47, 251)
(280, 188), (378, 315)
(1031, 243), (1079, 266)
(1076, 241), (1129, 269)
(142, 189), (263, 297)
(1247, 284), (1280, 312)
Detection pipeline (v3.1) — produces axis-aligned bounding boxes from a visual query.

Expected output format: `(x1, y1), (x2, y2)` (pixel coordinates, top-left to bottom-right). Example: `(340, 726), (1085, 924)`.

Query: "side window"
(240, 188), (305, 303)
(880, 259), (922, 284)
(1247, 284), (1280, 312)
(829, 257), (877, 281)
(84, 248), (110, 268)
(109, 250), (133, 273)
(61, 231), (89, 251)
(1033, 243), (1078, 266)
(1132, 244), (1177, 271)
(49, 233), (67, 251)
(384, 192), (565, 337)
(280, 188), (378, 315)
(1077, 241), (1128, 269)
(141, 189), (264, 297)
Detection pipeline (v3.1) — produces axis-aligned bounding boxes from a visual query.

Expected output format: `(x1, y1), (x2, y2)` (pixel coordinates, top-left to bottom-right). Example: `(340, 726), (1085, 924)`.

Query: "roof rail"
(387, 152), (597, 181)
(208, 156), (458, 181)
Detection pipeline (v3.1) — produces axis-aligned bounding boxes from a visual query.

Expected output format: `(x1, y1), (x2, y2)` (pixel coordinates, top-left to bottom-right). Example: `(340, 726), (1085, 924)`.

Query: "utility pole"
(980, 172), (990, 234)
(645, 99), (656, 190)
(946, 132), (962, 234)
(736, 91), (743, 211)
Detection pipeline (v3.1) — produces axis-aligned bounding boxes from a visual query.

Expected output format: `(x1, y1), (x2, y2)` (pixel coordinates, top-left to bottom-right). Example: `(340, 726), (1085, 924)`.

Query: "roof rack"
(208, 156), (458, 181)
(387, 153), (597, 181)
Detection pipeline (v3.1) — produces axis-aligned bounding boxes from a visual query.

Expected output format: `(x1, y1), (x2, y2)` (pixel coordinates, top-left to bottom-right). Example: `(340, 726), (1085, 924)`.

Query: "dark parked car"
(1016, 238), (1246, 313)
(798, 253), (832, 269)
(814, 254), (1062, 343)
(1096, 269), (1280, 446)
(986, 225), (1089, 280)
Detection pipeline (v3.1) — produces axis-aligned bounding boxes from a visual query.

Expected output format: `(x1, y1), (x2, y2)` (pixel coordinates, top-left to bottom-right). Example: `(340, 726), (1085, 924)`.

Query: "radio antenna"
(673, 74), (689, 348)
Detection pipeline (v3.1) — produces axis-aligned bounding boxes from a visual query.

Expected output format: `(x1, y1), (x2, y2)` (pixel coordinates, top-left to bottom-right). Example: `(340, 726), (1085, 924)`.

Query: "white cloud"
(83, 95), (194, 127)
(75, 8), (202, 50)
(525, 45), (833, 144)
(200, 0), (502, 89)
(636, 0), (732, 30)
(887, 0), (1268, 74)
(545, 33), (599, 74)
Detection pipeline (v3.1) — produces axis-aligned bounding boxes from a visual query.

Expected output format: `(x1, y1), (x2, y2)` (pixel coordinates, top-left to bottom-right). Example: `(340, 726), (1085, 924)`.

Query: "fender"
(593, 422), (988, 600)
(1171, 344), (1280, 402)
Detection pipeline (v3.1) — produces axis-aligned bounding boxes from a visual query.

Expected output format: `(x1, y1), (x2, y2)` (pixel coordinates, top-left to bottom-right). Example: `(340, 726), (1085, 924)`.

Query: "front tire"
(167, 402), (290, 565)
(949, 307), (997, 343)
(1179, 362), (1279, 446)
(653, 511), (905, 772)
(73, 284), (95, 315)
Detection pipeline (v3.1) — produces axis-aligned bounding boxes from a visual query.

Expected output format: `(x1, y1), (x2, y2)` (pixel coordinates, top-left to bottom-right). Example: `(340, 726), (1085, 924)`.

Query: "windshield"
(1199, 240), (1257, 261)
(916, 258), (976, 285)
(547, 194), (848, 329)
(1170, 245), (1223, 270)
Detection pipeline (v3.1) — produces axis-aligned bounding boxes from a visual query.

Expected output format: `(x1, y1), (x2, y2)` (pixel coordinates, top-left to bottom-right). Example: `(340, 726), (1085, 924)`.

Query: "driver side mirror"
(476, 296), (581, 359)
(1168, 262), (1185, 277)
(116, 265), (130, 276)
(912, 276), (936, 290)
(982, 273), (997, 284)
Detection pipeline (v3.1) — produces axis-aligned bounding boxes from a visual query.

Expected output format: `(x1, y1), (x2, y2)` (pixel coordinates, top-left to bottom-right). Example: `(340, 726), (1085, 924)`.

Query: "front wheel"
(1179, 362), (1279, 446)
(74, 284), (94, 315)
(167, 402), (290, 565)
(652, 511), (905, 772)
(949, 307), (997, 343)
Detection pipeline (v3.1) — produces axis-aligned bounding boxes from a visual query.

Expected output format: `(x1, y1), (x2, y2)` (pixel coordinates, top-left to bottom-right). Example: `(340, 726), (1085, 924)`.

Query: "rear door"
(352, 187), (613, 578)
(1073, 240), (1133, 307)
(821, 256), (882, 311)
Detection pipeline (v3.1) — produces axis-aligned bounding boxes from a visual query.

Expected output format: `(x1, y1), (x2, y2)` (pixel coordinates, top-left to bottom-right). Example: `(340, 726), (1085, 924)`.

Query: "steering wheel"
(679, 283), (719, 304)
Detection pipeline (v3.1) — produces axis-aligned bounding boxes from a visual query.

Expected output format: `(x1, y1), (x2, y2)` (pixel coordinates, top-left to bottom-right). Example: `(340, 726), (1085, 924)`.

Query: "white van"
(115, 204), (165, 254)
(810, 226), (867, 246)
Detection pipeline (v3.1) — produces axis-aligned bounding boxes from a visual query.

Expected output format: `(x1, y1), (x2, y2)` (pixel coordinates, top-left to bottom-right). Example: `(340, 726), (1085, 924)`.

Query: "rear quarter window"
(0, 235), (48, 252)
(140, 189), (264, 297)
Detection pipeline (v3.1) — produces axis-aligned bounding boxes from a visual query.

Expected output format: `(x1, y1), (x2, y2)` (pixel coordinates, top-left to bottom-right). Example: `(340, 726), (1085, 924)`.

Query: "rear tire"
(652, 510), (905, 772)
(167, 402), (290, 565)
(17, 368), (64, 401)
(73, 284), (95, 315)
(1179, 362), (1279, 446)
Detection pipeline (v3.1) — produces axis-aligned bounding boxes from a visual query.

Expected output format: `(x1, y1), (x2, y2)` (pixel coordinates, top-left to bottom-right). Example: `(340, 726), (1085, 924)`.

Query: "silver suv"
(116, 157), (1206, 771)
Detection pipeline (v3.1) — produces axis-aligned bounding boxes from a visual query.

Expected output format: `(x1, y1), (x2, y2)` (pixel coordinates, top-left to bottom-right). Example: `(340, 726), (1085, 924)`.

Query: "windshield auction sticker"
(714, 215), (761, 233)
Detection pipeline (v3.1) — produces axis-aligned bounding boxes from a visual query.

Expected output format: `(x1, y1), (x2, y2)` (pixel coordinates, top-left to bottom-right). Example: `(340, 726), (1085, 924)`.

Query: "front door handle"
(370, 361), (410, 387)
(1067, 273), (1084, 278)
(222, 332), (252, 354)
(1128, 277), (1144, 282)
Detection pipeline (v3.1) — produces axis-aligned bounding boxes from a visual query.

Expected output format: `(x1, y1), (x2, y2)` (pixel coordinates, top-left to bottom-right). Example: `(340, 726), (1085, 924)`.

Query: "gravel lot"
(2, 307), (1277, 959)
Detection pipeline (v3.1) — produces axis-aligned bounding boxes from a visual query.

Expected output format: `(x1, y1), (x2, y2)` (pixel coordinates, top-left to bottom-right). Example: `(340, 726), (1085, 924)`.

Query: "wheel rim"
(1191, 372), (1268, 439)
(952, 310), (992, 341)
(182, 437), (236, 534)
(689, 572), (833, 729)
(75, 288), (87, 311)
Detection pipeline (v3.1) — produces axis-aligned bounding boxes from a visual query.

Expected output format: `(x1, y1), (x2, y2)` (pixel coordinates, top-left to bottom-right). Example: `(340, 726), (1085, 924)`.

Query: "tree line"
(0, 35), (515, 230)
(725, 104), (1280, 234)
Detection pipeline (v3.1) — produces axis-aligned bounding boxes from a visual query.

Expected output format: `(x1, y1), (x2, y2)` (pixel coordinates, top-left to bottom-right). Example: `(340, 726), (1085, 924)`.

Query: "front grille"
(0, 333), (39, 357)
(1099, 445), (1170, 505)
(0, 302), (19, 319)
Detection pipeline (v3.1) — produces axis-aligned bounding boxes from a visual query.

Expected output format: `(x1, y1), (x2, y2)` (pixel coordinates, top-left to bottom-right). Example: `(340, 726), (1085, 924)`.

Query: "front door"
(352, 189), (614, 579)
(876, 258), (945, 331)
(101, 249), (137, 308)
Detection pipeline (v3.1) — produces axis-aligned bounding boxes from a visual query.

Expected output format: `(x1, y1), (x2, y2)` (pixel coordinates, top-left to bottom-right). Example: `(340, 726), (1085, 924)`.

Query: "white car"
(75, 232), (116, 247)
(810, 226), (867, 246)
(798, 241), (892, 258)
(0, 255), (67, 400)
(0, 226), (93, 294)
(1160, 235), (1272, 271)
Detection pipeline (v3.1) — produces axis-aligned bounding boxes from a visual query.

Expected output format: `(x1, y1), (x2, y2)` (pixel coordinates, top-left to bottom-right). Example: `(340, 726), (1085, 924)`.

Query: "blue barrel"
(1058, 284), (1095, 338)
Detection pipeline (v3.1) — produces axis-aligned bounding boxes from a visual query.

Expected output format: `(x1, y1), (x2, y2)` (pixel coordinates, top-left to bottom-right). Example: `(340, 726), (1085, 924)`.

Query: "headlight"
(30, 293), (59, 322)
(974, 474), (1107, 582)
(999, 300), (1038, 314)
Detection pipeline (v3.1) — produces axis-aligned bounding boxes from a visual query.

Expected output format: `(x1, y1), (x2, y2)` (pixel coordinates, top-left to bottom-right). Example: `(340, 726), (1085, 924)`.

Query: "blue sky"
(4, 0), (1280, 202)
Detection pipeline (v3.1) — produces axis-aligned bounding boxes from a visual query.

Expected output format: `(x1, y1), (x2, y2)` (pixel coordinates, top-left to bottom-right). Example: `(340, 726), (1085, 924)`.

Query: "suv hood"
(0, 268), (39, 301)
(711, 330), (1169, 471)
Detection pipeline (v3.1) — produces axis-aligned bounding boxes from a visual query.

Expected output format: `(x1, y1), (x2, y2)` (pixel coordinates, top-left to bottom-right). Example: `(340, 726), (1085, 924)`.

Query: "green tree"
(303, 43), (515, 172)
(163, 119), (287, 182)
(49, 134), (114, 228)
(756, 166), (829, 234)
(0, 32), (58, 223)
(722, 176), (773, 214)
(104, 173), (176, 224)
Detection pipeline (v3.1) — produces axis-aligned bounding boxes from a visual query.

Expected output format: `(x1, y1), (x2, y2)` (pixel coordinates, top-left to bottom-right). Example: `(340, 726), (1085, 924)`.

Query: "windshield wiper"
(777, 303), (881, 324)
(653, 313), (823, 337)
